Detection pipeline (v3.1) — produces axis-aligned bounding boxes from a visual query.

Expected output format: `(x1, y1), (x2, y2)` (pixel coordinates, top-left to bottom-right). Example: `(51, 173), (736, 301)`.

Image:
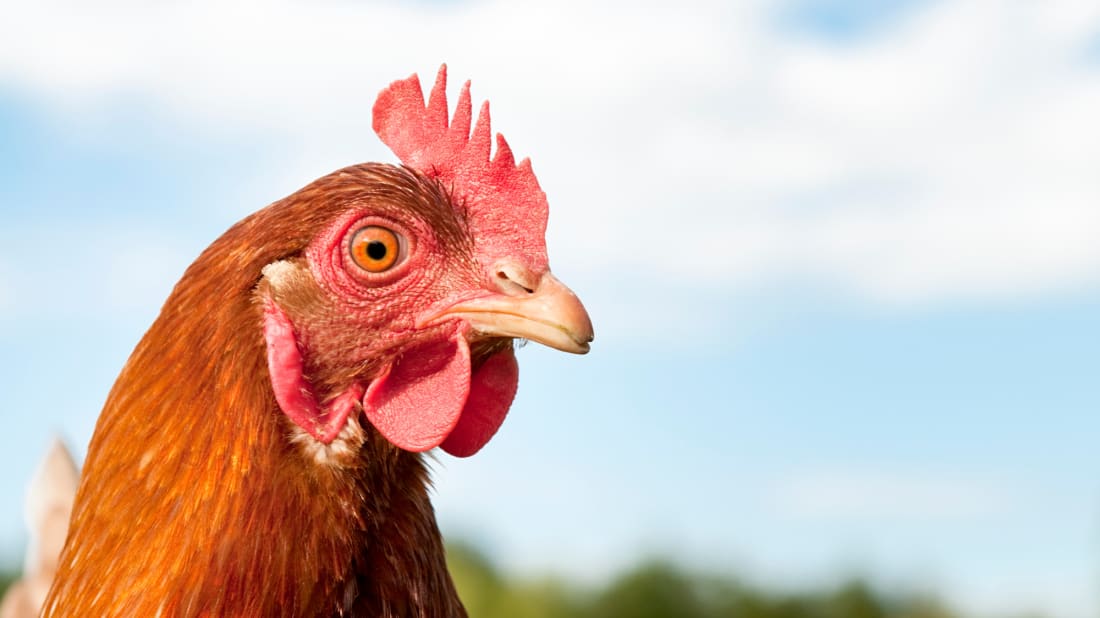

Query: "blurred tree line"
(0, 572), (13, 600)
(0, 545), (1042, 618)
(445, 543), (1037, 618)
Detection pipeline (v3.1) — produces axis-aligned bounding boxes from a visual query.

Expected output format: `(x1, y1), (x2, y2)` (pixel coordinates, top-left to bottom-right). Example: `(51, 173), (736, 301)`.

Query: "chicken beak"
(435, 272), (594, 354)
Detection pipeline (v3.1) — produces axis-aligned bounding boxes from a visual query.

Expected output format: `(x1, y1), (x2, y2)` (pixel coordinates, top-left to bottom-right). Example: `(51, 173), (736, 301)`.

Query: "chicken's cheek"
(362, 335), (471, 452)
(441, 347), (518, 457)
(263, 298), (364, 444)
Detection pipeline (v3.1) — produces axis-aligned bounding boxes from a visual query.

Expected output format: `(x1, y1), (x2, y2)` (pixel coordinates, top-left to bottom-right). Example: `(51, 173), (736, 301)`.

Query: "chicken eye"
(350, 226), (403, 273)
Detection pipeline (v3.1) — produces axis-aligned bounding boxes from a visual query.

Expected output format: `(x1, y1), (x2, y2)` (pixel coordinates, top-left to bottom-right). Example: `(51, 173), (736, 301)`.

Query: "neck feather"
(44, 204), (465, 617)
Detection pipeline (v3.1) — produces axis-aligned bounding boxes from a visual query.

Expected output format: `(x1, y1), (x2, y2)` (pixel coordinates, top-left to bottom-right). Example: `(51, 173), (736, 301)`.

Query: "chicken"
(0, 440), (79, 618)
(38, 66), (593, 617)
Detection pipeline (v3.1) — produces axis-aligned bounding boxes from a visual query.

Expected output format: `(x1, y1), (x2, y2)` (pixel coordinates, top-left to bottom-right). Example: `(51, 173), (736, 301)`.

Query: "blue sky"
(2, 1), (1099, 616)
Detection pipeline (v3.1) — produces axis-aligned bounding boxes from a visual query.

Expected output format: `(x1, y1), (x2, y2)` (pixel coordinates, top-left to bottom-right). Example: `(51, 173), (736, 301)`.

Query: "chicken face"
(255, 67), (592, 459)
(258, 162), (590, 458)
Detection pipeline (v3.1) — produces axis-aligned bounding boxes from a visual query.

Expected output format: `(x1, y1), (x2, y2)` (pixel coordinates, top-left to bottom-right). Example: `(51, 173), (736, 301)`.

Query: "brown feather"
(44, 164), (468, 617)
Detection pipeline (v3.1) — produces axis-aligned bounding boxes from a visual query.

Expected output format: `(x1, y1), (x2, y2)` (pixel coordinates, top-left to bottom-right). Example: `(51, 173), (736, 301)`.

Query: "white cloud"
(0, 221), (193, 320)
(1, 0), (1099, 325)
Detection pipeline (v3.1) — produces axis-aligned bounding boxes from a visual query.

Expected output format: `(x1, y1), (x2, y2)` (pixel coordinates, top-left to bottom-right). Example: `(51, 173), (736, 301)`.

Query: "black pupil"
(366, 240), (388, 261)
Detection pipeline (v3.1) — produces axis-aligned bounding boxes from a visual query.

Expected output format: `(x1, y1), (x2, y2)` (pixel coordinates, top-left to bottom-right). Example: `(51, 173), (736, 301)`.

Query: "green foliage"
(0, 569), (16, 601)
(589, 560), (710, 618)
(446, 542), (583, 618)
(0, 547), (1034, 618)
(446, 545), (973, 618)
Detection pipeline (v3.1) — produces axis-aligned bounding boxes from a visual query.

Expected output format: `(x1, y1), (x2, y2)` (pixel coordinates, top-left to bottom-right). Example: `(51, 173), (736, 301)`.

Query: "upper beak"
(428, 271), (594, 354)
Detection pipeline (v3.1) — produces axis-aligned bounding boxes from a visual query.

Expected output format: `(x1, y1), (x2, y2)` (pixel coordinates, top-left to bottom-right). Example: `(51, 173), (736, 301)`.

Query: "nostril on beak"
(493, 262), (538, 296)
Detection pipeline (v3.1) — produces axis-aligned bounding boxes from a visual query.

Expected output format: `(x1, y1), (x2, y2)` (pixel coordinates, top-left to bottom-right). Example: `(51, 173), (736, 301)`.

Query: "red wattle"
(266, 296), (521, 455)
(440, 347), (519, 457)
(362, 334), (471, 452)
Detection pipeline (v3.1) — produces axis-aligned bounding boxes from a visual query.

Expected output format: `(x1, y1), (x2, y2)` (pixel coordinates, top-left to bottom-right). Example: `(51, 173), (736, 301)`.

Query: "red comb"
(372, 65), (549, 274)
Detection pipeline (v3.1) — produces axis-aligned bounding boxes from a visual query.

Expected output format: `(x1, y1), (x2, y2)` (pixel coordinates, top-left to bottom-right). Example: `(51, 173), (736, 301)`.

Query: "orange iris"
(350, 226), (402, 273)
